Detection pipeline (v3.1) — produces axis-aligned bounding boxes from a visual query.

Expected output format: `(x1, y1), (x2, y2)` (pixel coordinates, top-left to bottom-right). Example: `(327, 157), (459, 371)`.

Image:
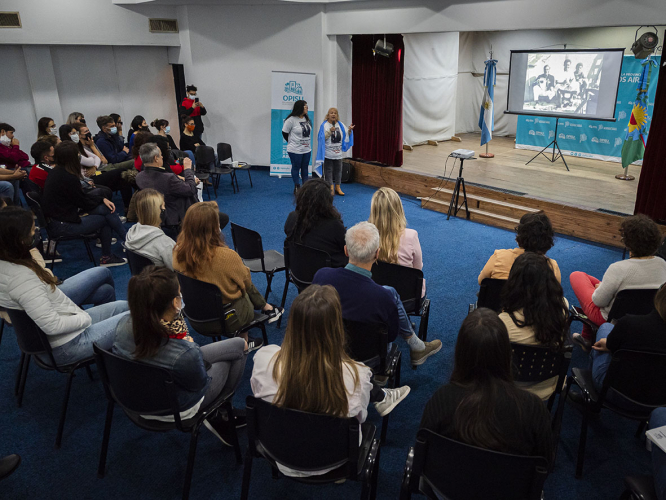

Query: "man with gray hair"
(313, 222), (442, 408)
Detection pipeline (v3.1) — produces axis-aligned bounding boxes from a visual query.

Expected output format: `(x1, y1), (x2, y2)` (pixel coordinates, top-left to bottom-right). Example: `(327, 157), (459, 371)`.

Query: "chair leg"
(98, 400), (114, 478)
(418, 300), (430, 342)
(15, 352), (25, 396)
(259, 323), (268, 346)
(240, 449), (253, 500)
(369, 445), (381, 500)
(56, 370), (76, 448)
(636, 420), (647, 438)
(225, 402), (243, 464)
(264, 272), (274, 301)
(17, 354), (30, 407)
(182, 427), (201, 500)
(49, 241), (58, 270)
(575, 394), (591, 479)
(395, 354), (402, 388)
(277, 272), (290, 329)
(0, 318), (4, 345)
(85, 365), (94, 381)
(83, 240), (96, 265)
(380, 413), (389, 444)
(247, 170), (253, 188)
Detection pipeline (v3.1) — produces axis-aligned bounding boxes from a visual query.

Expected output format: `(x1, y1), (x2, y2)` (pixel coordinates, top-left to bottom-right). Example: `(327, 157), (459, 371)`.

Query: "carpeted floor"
(0, 168), (651, 499)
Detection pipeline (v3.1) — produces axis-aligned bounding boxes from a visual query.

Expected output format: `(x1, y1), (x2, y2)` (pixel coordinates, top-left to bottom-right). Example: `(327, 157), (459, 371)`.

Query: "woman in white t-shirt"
(315, 107), (354, 196)
(281, 100), (312, 193)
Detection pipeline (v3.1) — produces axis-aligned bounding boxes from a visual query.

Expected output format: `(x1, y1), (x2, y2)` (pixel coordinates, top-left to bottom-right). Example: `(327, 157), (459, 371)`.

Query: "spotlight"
(373, 36), (394, 58)
(631, 26), (659, 59)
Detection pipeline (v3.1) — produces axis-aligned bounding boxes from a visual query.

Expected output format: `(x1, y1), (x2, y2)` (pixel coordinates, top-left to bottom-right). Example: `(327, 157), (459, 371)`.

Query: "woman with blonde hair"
(125, 189), (176, 269)
(315, 107), (354, 196)
(172, 201), (283, 351)
(369, 187), (425, 296)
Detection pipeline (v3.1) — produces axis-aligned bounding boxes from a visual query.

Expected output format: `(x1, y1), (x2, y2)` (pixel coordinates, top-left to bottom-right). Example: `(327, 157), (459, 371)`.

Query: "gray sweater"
(125, 224), (176, 270)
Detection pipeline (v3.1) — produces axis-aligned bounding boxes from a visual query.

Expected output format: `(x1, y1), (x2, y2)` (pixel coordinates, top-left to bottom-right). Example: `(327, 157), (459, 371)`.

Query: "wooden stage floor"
(400, 133), (640, 215)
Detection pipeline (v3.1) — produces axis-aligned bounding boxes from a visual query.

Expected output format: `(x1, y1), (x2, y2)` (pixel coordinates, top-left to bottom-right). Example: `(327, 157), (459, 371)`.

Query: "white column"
(22, 45), (64, 125)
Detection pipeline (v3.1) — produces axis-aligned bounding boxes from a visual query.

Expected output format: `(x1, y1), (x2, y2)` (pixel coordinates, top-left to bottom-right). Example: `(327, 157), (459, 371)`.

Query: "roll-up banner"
(515, 56), (660, 163)
(270, 71), (316, 176)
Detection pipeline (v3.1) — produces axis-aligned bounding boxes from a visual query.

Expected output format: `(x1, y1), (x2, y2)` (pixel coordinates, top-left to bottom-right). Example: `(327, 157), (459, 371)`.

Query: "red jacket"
(134, 155), (183, 175)
(0, 144), (31, 169)
(181, 98), (201, 117)
(29, 163), (54, 189)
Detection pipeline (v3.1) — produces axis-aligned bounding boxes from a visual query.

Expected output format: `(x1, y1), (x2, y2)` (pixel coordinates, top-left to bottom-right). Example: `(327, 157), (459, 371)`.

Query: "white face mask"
(71, 133), (80, 143)
(165, 126), (171, 134)
(49, 127), (57, 135)
(0, 135), (11, 146)
(177, 294), (185, 315)
(189, 94), (197, 100)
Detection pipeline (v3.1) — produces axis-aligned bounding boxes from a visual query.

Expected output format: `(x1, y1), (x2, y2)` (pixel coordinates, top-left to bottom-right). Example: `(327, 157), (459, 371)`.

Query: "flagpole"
(615, 166), (635, 181)
(480, 47), (495, 159)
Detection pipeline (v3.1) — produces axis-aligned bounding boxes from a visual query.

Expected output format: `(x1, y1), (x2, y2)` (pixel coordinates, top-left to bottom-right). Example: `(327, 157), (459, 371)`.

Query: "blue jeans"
(650, 408), (666, 500)
(288, 151), (311, 186)
(58, 267), (116, 307)
(51, 301), (129, 365)
(0, 180), (14, 203)
(48, 204), (126, 257)
(383, 285), (416, 339)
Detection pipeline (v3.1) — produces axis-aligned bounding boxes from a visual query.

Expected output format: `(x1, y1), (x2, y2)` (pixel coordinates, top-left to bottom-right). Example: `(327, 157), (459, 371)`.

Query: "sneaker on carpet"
(96, 238), (118, 248)
(265, 305), (284, 324)
(100, 254), (127, 267)
(246, 337), (264, 353)
(410, 339), (443, 366)
(374, 386), (411, 417)
(572, 333), (592, 352)
(203, 416), (233, 447)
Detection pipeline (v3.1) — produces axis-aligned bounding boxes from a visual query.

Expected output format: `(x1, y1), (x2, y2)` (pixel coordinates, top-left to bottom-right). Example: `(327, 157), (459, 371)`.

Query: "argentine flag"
(479, 58), (497, 146)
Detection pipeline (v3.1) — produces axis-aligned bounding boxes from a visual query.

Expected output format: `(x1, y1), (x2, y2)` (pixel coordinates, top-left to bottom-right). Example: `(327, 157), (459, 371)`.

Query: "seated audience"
(125, 189), (175, 270)
(420, 308), (554, 464)
(369, 186), (426, 297)
(76, 123), (133, 172)
(37, 117), (58, 142)
(109, 113), (126, 148)
(570, 214), (666, 347)
(152, 118), (178, 151)
(284, 178), (348, 267)
(479, 211), (561, 284)
(0, 123), (30, 205)
(128, 115), (148, 150)
(251, 284), (408, 477)
(112, 266), (247, 439)
(94, 115), (131, 164)
(499, 252), (569, 400)
(41, 141), (127, 267)
(172, 201), (282, 351)
(66, 112), (86, 125)
(179, 117), (205, 154)
(28, 140), (55, 190)
(132, 131), (154, 171)
(313, 221), (442, 367)
(0, 206), (129, 365)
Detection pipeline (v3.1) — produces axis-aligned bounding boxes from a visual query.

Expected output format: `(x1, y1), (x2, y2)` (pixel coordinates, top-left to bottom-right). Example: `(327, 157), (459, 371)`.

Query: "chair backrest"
(194, 145), (216, 167)
(607, 288), (658, 322)
(370, 260), (423, 313)
(478, 278), (507, 313)
(602, 349), (666, 408)
(177, 272), (231, 337)
(217, 142), (232, 163)
(6, 309), (55, 365)
(93, 344), (183, 420)
(25, 191), (49, 229)
(411, 429), (548, 500)
(343, 319), (388, 372)
(230, 223), (265, 264)
(511, 342), (571, 383)
(121, 243), (155, 276)
(246, 396), (360, 477)
(286, 243), (331, 291)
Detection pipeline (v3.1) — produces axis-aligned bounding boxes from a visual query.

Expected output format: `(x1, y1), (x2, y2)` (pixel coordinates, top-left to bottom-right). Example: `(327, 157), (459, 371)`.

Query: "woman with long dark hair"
(283, 178), (347, 267)
(151, 118), (178, 151)
(128, 115), (148, 150)
(112, 266), (247, 442)
(37, 117), (58, 141)
(282, 99), (312, 193)
(500, 252), (569, 400)
(420, 308), (553, 462)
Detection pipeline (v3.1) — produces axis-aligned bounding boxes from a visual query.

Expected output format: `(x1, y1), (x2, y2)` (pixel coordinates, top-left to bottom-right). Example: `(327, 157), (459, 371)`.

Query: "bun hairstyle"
(151, 119), (169, 130)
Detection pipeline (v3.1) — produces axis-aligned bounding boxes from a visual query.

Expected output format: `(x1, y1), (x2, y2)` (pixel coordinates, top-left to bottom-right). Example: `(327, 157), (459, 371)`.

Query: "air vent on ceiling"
(0, 12), (21, 28)
(149, 18), (178, 33)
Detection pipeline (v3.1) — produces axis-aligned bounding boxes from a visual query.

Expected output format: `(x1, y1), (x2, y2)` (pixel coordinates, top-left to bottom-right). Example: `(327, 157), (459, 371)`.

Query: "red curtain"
(635, 60), (666, 222)
(351, 35), (405, 167)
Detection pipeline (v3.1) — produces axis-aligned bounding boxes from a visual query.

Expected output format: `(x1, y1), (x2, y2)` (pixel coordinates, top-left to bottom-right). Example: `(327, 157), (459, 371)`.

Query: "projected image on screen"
(523, 53), (602, 115)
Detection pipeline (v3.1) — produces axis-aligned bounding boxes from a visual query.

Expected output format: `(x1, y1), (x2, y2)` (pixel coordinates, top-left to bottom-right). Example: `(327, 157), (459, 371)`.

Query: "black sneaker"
(265, 305), (284, 324)
(203, 414), (233, 447)
(100, 254), (128, 267)
(246, 337), (264, 353)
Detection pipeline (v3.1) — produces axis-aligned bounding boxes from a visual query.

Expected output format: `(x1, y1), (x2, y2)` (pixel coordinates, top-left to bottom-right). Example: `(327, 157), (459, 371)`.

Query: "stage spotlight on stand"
(631, 26), (659, 59)
(373, 37), (394, 58)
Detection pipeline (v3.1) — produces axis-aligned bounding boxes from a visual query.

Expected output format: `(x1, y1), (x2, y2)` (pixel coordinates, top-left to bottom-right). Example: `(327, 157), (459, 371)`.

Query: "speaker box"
(341, 160), (354, 183)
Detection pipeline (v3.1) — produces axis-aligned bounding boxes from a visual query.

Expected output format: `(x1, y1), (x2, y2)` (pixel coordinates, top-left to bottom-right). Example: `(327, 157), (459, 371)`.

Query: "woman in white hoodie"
(0, 207), (129, 365)
(125, 189), (176, 270)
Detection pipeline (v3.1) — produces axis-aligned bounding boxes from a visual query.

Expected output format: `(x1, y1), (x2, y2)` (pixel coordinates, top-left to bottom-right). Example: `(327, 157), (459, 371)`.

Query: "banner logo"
(284, 81), (303, 95)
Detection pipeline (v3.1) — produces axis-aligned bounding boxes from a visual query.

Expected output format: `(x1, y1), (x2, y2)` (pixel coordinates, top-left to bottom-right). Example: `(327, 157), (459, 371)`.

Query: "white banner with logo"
(270, 71), (316, 176)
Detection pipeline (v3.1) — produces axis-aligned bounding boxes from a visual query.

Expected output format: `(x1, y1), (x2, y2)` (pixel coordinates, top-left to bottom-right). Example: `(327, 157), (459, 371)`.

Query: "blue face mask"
(165, 126), (171, 134)
(109, 127), (118, 135)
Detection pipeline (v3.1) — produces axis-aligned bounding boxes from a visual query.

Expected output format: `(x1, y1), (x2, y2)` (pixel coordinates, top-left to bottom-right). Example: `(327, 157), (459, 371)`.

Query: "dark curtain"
(635, 60), (666, 222)
(351, 35), (405, 167)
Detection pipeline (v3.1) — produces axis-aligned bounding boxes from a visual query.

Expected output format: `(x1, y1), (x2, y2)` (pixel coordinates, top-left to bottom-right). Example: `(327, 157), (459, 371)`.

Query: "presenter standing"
(282, 100), (311, 194)
(179, 85), (207, 138)
(316, 108), (354, 196)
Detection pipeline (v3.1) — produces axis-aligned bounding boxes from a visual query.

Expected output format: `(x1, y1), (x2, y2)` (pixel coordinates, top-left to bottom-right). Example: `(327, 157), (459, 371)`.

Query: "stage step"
(421, 197), (520, 230)
(430, 187), (539, 220)
(431, 187), (540, 213)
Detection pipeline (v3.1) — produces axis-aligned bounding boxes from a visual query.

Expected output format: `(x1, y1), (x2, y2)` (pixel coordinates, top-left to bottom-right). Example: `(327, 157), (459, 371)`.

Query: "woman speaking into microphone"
(315, 108), (354, 196)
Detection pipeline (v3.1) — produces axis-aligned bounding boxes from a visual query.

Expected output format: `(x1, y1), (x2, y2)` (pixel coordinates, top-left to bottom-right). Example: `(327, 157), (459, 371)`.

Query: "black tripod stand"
(525, 117), (570, 171)
(446, 157), (474, 220)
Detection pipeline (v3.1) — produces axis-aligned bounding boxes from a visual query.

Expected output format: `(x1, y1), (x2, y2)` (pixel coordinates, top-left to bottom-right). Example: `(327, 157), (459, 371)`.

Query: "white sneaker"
(374, 386), (410, 417)
(96, 238), (118, 248)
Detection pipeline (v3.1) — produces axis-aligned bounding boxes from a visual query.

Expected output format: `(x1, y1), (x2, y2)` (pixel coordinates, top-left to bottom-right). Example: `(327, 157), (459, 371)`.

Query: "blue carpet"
(0, 169), (650, 499)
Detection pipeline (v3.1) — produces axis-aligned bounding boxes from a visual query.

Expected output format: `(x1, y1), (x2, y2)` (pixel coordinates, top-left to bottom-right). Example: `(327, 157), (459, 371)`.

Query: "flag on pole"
(479, 58), (497, 146)
(621, 58), (657, 169)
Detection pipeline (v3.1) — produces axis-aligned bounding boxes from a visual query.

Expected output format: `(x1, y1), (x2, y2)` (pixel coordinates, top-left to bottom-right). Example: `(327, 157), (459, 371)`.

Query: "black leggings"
(92, 169), (133, 214)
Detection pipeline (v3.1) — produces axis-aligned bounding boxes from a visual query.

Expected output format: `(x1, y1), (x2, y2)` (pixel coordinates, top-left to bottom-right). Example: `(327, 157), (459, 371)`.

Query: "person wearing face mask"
(94, 115), (131, 164)
(179, 85), (207, 138)
(75, 123), (133, 172)
(179, 117), (205, 154)
(109, 113), (126, 148)
(37, 117), (59, 141)
(151, 118), (178, 152)
(28, 140), (56, 190)
(125, 189), (176, 270)
(66, 112), (86, 126)
(0, 123), (30, 205)
(128, 115), (148, 151)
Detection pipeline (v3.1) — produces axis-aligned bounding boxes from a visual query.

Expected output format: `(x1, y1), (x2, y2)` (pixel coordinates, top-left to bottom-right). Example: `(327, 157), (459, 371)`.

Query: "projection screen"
(506, 48), (624, 122)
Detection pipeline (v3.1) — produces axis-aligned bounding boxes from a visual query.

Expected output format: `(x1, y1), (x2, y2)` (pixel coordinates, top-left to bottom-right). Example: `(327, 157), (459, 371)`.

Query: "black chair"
(475, 278), (507, 313)
(570, 288), (658, 338)
(93, 344), (241, 500)
(241, 396), (380, 500)
(344, 319), (400, 444)
(177, 273), (269, 345)
(25, 191), (97, 270)
(400, 429), (549, 500)
(193, 146), (214, 199)
(278, 243), (332, 328)
(370, 260), (431, 342)
(218, 142), (252, 191)
(121, 243), (154, 276)
(230, 223), (285, 300)
(6, 309), (95, 448)
(563, 349), (666, 478)
(511, 342), (572, 471)
(620, 475), (658, 500)
(197, 144), (237, 195)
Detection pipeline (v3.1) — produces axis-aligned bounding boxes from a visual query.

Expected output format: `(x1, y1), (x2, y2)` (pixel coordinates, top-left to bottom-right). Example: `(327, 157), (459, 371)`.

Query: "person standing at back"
(315, 107), (354, 196)
(179, 85), (207, 138)
(282, 100), (312, 194)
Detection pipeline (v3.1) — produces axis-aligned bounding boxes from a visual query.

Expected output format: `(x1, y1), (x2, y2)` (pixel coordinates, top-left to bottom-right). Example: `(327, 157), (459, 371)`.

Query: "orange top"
(478, 247), (561, 285)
